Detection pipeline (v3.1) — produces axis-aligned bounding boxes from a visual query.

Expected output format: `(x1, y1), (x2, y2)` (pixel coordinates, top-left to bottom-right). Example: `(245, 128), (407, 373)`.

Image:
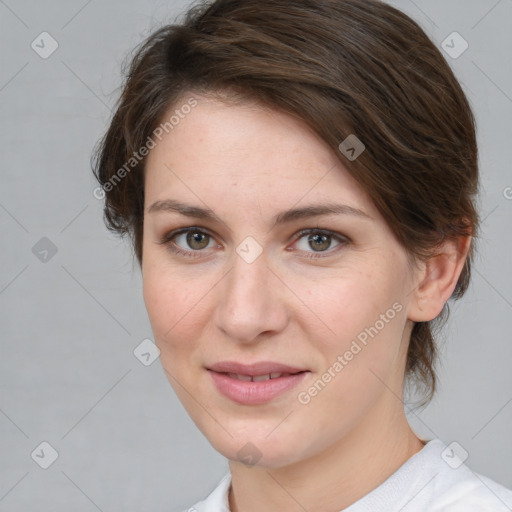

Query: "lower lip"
(208, 370), (309, 405)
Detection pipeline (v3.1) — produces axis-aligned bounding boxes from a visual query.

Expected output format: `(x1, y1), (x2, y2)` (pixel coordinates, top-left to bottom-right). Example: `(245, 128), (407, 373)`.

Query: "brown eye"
(292, 229), (349, 258)
(186, 231), (210, 250)
(307, 233), (332, 251)
(162, 228), (216, 256)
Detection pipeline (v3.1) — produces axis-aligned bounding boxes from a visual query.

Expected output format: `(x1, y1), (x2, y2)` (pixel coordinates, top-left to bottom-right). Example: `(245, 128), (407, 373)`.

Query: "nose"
(214, 251), (289, 344)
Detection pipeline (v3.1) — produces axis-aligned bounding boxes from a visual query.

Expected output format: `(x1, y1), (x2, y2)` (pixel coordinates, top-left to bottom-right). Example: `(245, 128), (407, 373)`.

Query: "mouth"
(206, 362), (310, 405)
(207, 360), (308, 376)
(221, 371), (304, 382)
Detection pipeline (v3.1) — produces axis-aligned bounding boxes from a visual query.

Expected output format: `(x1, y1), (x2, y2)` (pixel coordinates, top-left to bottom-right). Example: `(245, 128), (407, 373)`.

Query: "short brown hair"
(93, 0), (479, 406)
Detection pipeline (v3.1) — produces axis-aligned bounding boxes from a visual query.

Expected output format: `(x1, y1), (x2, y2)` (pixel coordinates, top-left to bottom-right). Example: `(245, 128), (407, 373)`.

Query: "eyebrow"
(147, 199), (373, 226)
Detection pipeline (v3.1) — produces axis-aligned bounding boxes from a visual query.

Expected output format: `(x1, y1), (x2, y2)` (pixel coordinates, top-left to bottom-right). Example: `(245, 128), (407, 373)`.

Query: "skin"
(142, 94), (470, 511)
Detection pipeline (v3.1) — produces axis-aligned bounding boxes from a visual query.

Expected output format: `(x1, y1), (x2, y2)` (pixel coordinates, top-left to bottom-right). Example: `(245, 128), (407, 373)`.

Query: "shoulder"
(428, 469), (512, 511)
(343, 438), (512, 512)
(420, 441), (512, 511)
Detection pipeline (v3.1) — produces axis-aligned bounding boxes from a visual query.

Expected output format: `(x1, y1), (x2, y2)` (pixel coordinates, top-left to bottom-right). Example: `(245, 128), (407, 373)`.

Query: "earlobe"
(408, 235), (472, 322)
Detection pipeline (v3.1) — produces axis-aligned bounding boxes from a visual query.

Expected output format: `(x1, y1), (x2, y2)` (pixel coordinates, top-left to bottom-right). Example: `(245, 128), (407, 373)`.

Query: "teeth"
(227, 372), (292, 381)
(252, 374), (271, 382)
(228, 373), (252, 381)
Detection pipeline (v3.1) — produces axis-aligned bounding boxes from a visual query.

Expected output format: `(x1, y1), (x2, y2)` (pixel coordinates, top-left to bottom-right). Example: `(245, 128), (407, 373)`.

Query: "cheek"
(298, 265), (407, 395)
(142, 263), (209, 357)
(302, 265), (402, 346)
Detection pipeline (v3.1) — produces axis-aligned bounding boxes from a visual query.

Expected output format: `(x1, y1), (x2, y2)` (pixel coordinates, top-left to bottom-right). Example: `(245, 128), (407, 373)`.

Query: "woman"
(93, 0), (512, 510)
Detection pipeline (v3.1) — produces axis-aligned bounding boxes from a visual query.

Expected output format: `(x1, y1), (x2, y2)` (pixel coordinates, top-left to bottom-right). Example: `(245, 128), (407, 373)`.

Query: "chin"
(201, 424), (310, 469)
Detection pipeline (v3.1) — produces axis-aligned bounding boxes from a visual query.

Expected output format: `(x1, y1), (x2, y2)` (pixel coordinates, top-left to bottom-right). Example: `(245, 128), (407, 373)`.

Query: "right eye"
(159, 227), (220, 258)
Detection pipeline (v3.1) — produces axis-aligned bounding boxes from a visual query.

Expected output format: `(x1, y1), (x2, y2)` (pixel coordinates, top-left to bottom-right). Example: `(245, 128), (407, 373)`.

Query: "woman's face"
(142, 95), (419, 468)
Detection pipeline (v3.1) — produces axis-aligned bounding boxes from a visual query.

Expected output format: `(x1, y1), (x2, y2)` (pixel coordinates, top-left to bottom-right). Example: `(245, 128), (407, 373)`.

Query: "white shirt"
(182, 439), (512, 511)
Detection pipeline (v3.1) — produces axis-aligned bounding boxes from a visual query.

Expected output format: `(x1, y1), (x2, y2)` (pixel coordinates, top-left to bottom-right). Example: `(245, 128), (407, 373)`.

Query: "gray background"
(0, 0), (511, 510)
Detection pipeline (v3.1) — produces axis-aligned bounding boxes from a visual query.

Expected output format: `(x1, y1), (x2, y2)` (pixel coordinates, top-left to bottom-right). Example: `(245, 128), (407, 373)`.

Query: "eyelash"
(158, 226), (350, 260)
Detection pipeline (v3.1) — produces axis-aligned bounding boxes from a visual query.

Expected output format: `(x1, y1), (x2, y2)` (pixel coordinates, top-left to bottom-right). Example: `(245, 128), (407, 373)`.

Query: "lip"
(206, 361), (309, 405)
(207, 360), (307, 376)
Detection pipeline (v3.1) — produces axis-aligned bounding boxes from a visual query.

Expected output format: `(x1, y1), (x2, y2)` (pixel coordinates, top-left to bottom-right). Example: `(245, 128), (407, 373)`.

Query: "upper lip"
(207, 361), (307, 376)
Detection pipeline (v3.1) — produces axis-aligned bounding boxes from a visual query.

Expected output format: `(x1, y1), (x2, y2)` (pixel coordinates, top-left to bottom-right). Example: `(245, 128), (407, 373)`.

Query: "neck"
(228, 396), (424, 512)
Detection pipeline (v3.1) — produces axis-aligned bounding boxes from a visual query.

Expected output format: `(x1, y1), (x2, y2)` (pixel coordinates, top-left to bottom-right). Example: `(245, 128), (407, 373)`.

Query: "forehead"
(144, 95), (376, 217)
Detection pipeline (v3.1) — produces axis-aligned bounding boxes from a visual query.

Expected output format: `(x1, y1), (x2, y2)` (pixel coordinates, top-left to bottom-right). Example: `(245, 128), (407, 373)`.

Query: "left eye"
(293, 230), (346, 254)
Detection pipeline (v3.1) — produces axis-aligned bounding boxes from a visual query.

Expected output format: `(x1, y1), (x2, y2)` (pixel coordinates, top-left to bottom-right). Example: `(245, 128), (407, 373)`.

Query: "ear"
(408, 235), (472, 322)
